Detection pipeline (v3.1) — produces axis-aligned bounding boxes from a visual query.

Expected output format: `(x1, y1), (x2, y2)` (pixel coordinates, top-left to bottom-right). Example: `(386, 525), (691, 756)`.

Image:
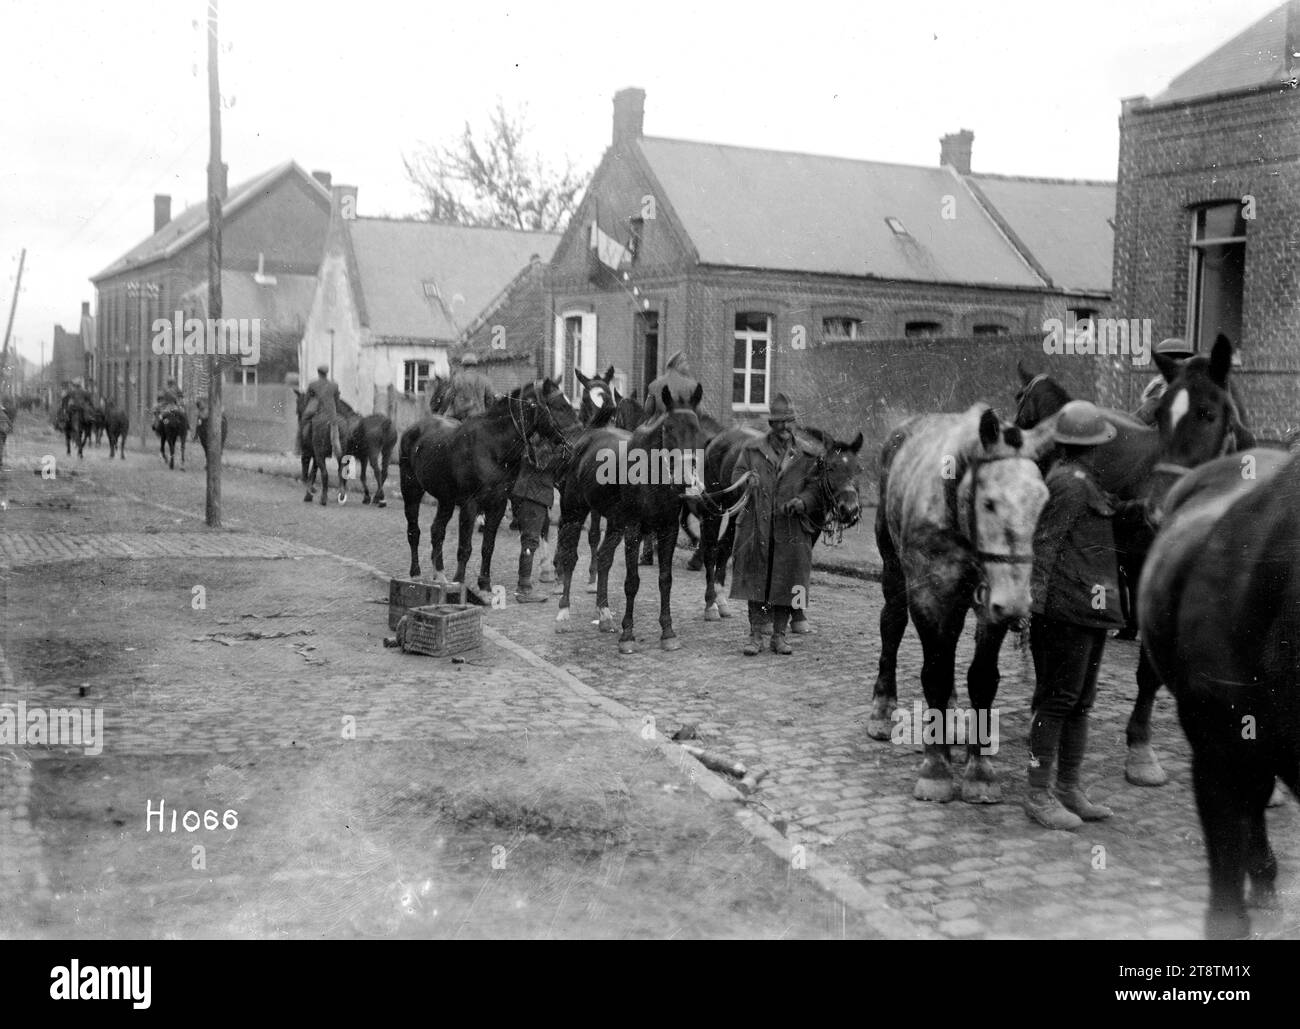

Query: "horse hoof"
(434, 571), (448, 585)
(617, 639), (636, 655)
(704, 605), (721, 622)
(1124, 745), (1169, 787)
(362, 495), (371, 505)
(538, 566), (556, 584)
(586, 580), (598, 594)
(338, 492), (348, 505)
(914, 776), (955, 803)
(377, 500), (386, 508)
(1268, 783), (1287, 808)
(791, 620), (815, 635)
(555, 609), (572, 633)
(961, 759), (1002, 804)
(716, 597), (732, 618)
(866, 699), (897, 741)
(598, 617), (617, 635)
(660, 636), (681, 652)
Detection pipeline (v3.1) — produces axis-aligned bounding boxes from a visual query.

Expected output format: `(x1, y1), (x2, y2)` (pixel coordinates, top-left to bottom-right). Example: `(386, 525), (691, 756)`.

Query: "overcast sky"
(0, 0), (1281, 368)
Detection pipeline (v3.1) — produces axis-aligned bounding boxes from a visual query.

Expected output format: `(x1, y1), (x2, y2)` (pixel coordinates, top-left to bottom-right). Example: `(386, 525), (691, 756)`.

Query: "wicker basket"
(388, 578), (466, 630)
(401, 603), (482, 657)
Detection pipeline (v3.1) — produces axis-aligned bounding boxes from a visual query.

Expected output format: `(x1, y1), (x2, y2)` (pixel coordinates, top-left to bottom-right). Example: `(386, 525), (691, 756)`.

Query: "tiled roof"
(636, 137), (1045, 288)
(91, 161), (329, 281)
(967, 174), (1115, 294)
(346, 219), (559, 342)
(181, 270), (319, 331)
(1153, 2), (1296, 104)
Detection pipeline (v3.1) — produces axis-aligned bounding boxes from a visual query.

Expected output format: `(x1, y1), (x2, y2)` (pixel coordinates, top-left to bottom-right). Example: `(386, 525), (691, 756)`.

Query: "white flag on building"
(589, 221), (630, 271)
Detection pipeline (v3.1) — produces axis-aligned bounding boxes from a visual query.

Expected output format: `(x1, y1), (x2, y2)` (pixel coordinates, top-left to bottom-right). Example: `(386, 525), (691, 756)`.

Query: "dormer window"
(886, 217), (908, 236)
(422, 281), (441, 300)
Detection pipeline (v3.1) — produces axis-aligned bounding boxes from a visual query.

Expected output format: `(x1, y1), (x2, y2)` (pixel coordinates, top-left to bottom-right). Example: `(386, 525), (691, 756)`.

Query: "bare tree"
(404, 100), (589, 232)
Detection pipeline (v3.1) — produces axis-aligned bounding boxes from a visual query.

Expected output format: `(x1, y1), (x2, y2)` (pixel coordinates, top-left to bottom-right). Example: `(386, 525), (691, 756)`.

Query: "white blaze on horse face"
(590, 388), (607, 409)
(972, 460), (1049, 622)
(1168, 388), (1189, 431)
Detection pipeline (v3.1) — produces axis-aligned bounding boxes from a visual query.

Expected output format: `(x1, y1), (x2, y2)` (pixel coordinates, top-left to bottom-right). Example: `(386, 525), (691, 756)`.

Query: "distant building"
(1104, 0), (1300, 437)
(51, 312), (87, 387)
(90, 161), (331, 439)
(546, 88), (1115, 424)
(301, 186), (560, 413)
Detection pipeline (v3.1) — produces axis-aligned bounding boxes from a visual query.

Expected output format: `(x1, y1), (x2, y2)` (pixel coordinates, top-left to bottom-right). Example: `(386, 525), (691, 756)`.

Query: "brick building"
(546, 88), (1114, 425)
(1103, 0), (1300, 438)
(90, 161), (331, 440)
(51, 306), (93, 388)
(301, 185), (558, 412)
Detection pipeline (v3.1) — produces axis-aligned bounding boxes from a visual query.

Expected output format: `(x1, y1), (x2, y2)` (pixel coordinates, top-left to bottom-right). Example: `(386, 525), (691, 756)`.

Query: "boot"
(791, 617), (815, 635)
(743, 632), (764, 656)
(770, 632), (793, 655)
(1055, 787), (1112, 821)
(1023, 788), (1083, 830)
(514, 585), (548, 604)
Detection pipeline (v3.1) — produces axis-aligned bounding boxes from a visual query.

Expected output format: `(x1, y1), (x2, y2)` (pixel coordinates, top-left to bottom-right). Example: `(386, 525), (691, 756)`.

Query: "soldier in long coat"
(437, 351), (495, 421)
(729, 394), (821, 656)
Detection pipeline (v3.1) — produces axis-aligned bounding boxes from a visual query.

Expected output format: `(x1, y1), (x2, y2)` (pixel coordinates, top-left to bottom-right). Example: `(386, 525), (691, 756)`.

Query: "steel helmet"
(1155, 337), (1193, 357)
(1053, 400), (1117, 446)
(460, 351), (480, 366)
(317, 363), (330, 375)
(767, 393), (799, 424)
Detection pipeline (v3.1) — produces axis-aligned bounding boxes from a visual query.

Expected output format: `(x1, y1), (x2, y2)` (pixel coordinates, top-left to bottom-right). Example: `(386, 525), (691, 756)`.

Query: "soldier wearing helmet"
(1024, 400), (1138, 832)
(1135, 338), (1250, 442)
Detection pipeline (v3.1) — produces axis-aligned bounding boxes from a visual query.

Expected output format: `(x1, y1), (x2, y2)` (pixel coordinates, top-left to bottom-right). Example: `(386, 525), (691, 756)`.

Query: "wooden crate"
(388, 578), (466, 630)
(401, 604), (482, 657)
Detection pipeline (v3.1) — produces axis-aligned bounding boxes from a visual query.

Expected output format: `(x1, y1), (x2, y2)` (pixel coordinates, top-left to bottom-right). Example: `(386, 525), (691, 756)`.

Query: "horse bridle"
(807, 451), (862, 543)
(962, 455), (1038, 569)
(1012, 374), (1048, 427)
(508, 381), (574, 466)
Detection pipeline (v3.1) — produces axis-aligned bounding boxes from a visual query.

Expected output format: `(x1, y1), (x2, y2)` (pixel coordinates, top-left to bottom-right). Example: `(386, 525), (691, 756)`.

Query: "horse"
(400, 379), (579, 593)
(1138, 447), (1299, 938)
(869, 404), (1050, 803)
(697, 425), (864, 622)
(337, 399), (397, 507)
(59, 394), (92, 459)
(576, 367), (644, 591)
(156, 408), (187, 469)
(295, 391), (344, 506)
(104, 401), (128, 460)
(194, 408), (228, 461)
(87, 398), (106, 447)
(1013, 335), (1249, 786)
(553, 378), (707, 653)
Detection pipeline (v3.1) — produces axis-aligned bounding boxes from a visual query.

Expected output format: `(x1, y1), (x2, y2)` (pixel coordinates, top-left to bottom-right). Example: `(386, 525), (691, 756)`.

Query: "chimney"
(612, 87), (646, 147)
(153, 194), (171, 232)
(331, 184), (358, 222)
(312, 169), (333, 189)
(81, 301), (90, 318)
(939, 129), (974, 175)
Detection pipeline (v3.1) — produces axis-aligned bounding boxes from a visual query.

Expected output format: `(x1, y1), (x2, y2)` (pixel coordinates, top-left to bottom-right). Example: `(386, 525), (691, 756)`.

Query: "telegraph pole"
(0, 248), (26, 385)
(205, 0), (224, 527)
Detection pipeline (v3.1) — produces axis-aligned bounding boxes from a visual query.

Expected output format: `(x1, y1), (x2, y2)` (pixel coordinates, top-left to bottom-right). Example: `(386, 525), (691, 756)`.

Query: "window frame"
(1186, 201), (1247, 352)
(732, 310), (773, 412)
(403, 359), (432, 396)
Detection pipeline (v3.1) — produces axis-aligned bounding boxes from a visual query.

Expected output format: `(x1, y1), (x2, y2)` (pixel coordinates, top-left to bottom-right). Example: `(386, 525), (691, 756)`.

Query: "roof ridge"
(969, 171), (1116, 188)
(354, 214), (560, 237)
(640, 134), (954, 173)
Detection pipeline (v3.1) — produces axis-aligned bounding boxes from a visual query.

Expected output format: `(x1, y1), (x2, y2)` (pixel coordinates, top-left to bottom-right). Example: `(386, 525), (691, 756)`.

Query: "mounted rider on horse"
(151, 378), (185, 435)
(435, 351), (495, 421)
(301, 363), (342, 460)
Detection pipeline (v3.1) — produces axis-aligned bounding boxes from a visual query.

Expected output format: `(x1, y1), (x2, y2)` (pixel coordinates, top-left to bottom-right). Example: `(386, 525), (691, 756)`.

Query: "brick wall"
(1104, 85), (1300, 440)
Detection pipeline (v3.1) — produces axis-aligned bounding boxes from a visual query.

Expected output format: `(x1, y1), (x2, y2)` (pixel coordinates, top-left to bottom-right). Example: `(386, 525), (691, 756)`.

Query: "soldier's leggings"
(513, 498), (549, 592)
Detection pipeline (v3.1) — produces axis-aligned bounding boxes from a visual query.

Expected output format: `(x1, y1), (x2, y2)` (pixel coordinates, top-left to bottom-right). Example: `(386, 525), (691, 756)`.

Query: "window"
(422, 281), (441, 300)
(554, 310), (595, 392)
(563, 316), (583, 384)
(226, 365), (257, 404)
(1188, 202), (1246, 351)
(628, 217), (644, 259)
(633, 311), (659, 397)
(732, 312), (772, 410)
(1067, 307), (1098, 327)
(904, 320), (943, 338)
(404, 360), (432, 395)
(822, 316), (862, 341)
(972, 323), (1010, 337)
(886, 217), (908, 236)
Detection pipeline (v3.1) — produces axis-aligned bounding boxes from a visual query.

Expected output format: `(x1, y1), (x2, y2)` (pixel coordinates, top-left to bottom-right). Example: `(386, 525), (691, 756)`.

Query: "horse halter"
(1013, 374), (1049, 427)
(508, 381), (573, 465)
(807, 451), (861, 544)
(962, 455), (1038, 568)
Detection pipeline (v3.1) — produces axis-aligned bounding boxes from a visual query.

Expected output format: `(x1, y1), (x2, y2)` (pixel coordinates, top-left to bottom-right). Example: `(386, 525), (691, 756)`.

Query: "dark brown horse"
(155, 408), (187, 469)
(576, 367), (644, 590)
(400, 379), (579, 592)
(59, 394), (93, 459)
(104, 401), (128, 459)
(553, 378), (706, 653)
(1139, 446), (1299, 938)
(697, 425), (864, 621)
(337, 399), (397, 507)
(295, 390), (344, 506)
(1013, 335), (1249, 786)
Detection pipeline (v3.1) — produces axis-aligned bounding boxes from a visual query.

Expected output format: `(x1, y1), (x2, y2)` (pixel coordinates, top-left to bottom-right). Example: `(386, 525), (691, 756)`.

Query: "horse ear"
(603, 365), (615, 383)
(1208, 334), (1232, 387)
(661, 385), (674, 411)
(1016, 359), (1035, 385)
(978, 409), (1000, 450)
(847, 431), (864, 454)
(574, 368), (590, 389)
(690, 383), (704, 408)
(1154, 351), (1180, 383)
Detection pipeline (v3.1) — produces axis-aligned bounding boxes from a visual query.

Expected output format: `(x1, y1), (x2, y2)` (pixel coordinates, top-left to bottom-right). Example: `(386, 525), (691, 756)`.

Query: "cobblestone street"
(3, 426), (1299, 939)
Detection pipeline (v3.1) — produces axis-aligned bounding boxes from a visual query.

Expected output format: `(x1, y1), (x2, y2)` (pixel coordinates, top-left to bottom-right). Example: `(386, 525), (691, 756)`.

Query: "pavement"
(3, 424), (1299, 939)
